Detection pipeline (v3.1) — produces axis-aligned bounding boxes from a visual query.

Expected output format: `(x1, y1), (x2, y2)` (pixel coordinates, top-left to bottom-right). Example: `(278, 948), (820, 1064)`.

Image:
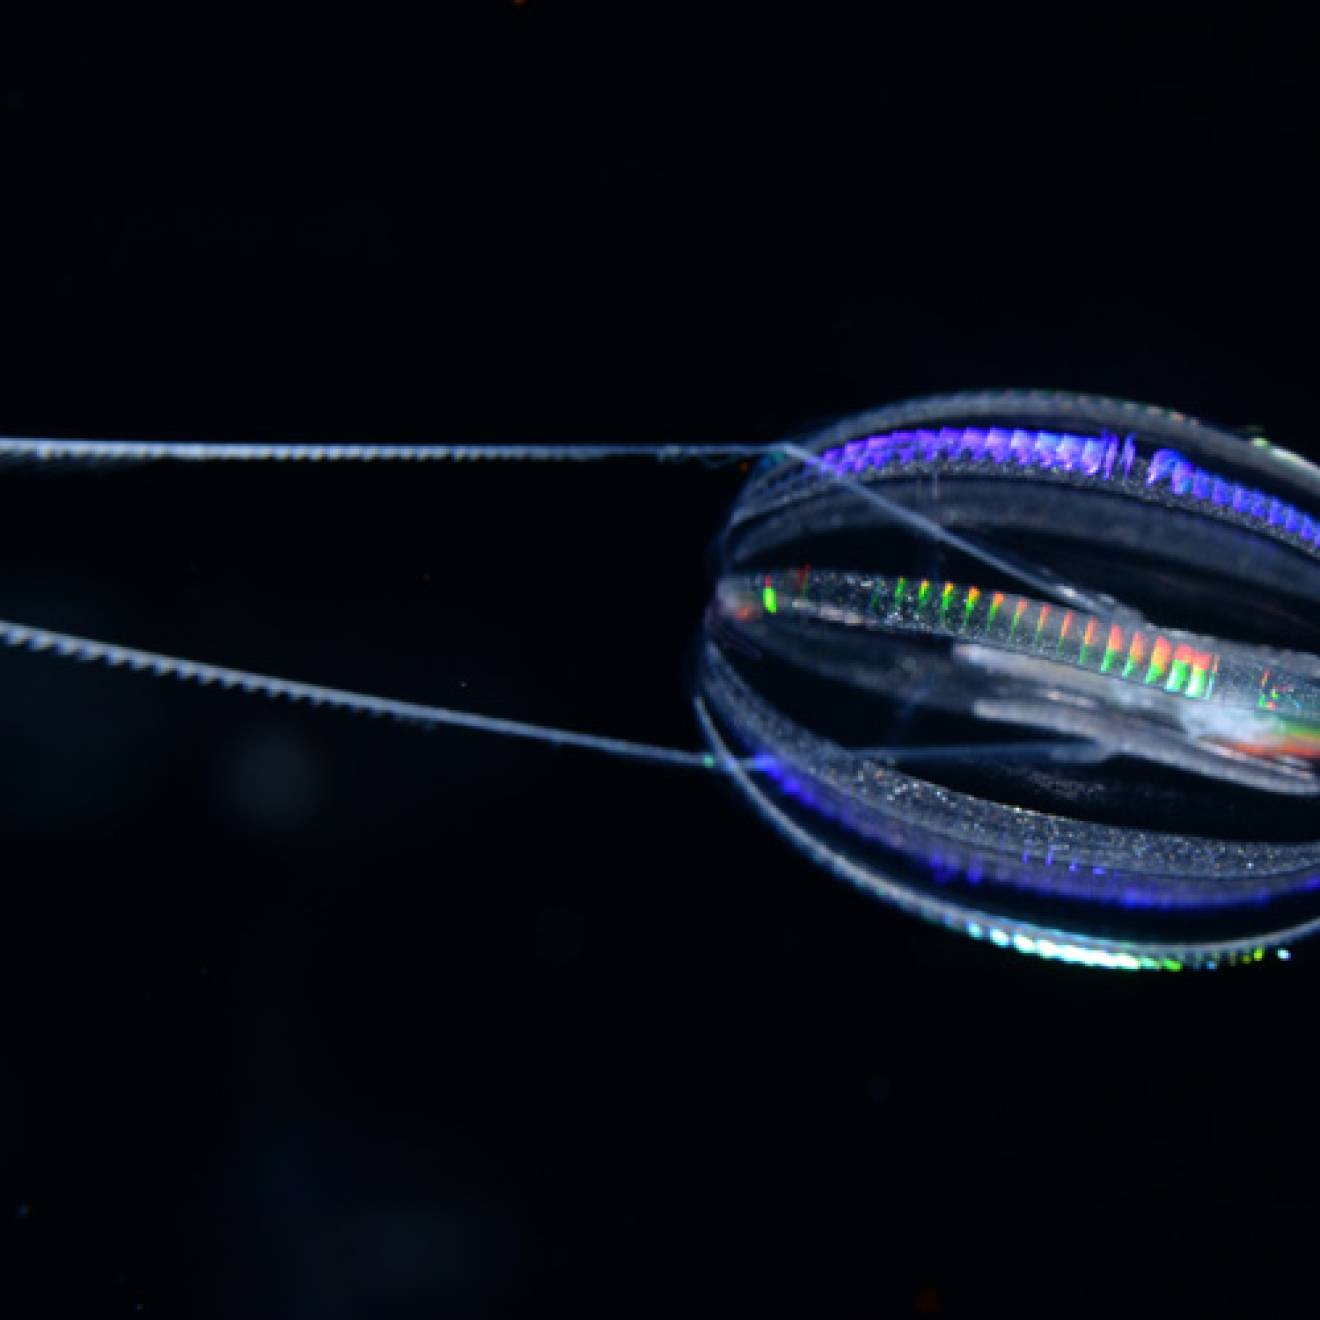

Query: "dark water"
(2, 11), (1319, 1317)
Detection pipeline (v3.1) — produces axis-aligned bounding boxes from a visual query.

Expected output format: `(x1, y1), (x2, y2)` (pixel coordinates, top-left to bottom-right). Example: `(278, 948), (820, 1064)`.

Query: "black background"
(2, 7), (1319, 1317)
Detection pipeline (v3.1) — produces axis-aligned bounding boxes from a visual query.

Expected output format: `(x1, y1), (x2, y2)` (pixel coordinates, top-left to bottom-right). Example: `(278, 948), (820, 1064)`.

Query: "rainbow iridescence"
(718, 569), (1320, 722)
(700, 391), (1320, 970)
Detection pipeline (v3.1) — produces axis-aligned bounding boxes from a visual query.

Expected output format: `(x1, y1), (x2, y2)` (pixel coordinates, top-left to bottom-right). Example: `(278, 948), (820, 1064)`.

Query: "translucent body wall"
(697, 391), (1320, 970)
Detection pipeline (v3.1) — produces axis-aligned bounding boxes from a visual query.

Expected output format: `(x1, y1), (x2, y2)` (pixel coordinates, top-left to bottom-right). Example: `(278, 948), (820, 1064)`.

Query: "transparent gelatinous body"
(696, 391), (1320, 970)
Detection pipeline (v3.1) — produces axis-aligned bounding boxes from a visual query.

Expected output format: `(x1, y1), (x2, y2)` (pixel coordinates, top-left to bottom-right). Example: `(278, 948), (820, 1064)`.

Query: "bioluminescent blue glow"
(2, 390), (1317, 971)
